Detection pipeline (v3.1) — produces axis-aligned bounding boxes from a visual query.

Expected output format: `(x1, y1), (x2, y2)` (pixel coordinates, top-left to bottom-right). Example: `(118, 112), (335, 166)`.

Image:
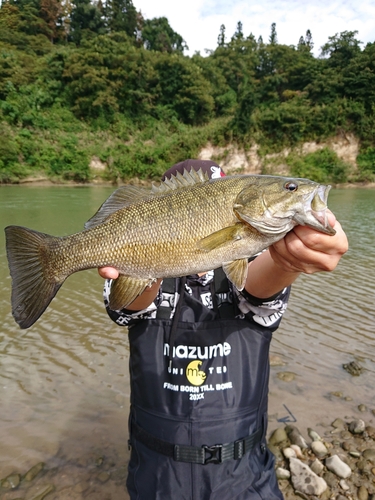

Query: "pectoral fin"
(109, 275), (152, 310)
(222, 259), (249, 291)
(197, 224), (247, 252)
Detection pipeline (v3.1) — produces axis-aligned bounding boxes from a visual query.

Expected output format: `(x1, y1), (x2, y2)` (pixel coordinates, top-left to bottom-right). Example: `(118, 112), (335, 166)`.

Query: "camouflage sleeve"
(234, 286), (291, 330)
(103, 279), (160, 327)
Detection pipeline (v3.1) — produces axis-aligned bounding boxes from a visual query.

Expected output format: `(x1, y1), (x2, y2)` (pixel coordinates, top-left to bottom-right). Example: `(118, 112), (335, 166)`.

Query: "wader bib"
(127, 271), (283, 500)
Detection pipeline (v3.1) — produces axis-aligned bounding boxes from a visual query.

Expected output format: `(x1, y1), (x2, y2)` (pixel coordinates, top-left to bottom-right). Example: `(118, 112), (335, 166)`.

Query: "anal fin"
(109, 275), (152, 310)
(222, 259), (249, 291)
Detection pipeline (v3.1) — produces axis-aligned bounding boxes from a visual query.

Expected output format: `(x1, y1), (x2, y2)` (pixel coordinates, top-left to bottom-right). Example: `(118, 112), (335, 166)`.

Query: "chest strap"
(131, 421), (262, 465)
(156, 269), (236, 321)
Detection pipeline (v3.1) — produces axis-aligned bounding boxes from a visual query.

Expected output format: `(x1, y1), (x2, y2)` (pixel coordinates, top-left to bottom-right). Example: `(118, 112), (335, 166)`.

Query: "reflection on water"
(0, 185), (374, 498)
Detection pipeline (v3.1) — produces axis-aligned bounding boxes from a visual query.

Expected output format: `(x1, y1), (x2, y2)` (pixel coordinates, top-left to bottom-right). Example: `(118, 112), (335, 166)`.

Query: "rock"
(349, 419), (366, 434)
(311, 440), (328, 458)
(342, 440), (355, 452)
(268, 443), (284, 461)
(286, 425), (308, 449)
(357, 459), (370, 471)
(295, 491), (310, 499)
(29, 484), (55, 500)
(1, 473), (21, 489)
(343, 360), (363, 376)
(358, 404), (367, 412)
(276, 467), (290, 480)
(310, 458), (324, 475)
(308, 428), (322, 441)
(358, 485), (369, 500)
(363, 449), (375, 463)
(320, 489), (332, 500)
(269, 355), (286, 367)
(283, 447), (297, 459)
(341, 430), (353, 440)
(269, 427), (288, 446)
(322, 471), (337, 488)
(349, 451), (361, 458)
(277, 371), (297, 382)
(97, 471), (110, 483)
(331, 418), (346, 429)
(289, 457), (327, 496)
(290, 444), (304, 458)
(330, 391), (343, 398)
(23, 462), (45, 482)
(339, 479), (350, 490)
(325, 455), (352, 478)
(73, 482), (89, 493)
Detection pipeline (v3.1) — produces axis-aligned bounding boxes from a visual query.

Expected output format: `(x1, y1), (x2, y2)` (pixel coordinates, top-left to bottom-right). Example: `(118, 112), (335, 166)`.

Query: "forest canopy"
(0, 0), (374, 183)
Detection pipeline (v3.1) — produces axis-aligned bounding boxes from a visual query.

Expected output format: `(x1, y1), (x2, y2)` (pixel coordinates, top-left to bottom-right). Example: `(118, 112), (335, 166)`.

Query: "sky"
(134, 0), (374, 57)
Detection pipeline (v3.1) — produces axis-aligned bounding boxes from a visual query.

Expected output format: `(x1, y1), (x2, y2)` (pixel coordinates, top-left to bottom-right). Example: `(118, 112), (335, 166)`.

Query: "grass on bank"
(0, 103), (374, 185)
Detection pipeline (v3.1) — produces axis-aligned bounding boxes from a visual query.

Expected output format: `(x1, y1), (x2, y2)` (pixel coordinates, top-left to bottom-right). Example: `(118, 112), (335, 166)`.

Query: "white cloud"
(135, 0), (374, 56)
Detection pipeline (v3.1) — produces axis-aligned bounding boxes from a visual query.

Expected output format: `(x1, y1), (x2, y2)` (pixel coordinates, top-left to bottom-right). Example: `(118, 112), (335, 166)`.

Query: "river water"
(0, 185), (374, 499)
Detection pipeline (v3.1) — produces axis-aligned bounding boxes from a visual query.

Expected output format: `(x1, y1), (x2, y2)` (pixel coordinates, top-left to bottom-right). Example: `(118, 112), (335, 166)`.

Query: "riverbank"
(267, 359), (375, 499)
(1, 411), (375, 500)
(270, 417), (375, 500)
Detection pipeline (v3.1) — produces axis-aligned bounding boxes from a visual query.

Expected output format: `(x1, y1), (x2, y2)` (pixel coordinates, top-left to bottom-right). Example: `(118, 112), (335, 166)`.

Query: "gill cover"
(233, 177), (336, 235)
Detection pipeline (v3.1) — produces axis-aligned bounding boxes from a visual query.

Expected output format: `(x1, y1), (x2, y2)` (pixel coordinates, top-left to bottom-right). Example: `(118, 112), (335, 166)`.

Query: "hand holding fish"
(268, 210), (348, 275)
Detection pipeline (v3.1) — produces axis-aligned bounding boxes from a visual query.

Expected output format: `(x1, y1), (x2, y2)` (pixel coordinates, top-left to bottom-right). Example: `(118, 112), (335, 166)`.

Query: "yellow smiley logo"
(186, 360), (206, 386)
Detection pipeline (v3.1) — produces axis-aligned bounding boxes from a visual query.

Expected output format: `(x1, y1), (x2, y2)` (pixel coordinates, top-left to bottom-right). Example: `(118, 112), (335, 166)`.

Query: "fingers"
(98, 267), (120, 279)
(270, 216), (348, 274)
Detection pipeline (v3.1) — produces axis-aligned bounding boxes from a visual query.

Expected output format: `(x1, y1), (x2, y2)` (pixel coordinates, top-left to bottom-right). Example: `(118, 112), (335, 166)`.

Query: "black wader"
(126, 271), (283, 500)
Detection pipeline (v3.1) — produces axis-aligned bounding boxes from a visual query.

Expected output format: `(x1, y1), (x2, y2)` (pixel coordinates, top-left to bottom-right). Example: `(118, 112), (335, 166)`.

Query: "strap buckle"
(203, 444), (222, 464)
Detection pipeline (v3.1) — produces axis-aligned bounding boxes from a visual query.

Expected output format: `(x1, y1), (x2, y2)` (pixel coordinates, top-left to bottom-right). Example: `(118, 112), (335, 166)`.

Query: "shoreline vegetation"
(1, 0), (375, 187)
(3, 175), (375, 190)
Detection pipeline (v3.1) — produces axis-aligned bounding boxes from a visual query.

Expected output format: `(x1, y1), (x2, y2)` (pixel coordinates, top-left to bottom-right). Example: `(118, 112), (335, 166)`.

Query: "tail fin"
(5, 226), (64, 329)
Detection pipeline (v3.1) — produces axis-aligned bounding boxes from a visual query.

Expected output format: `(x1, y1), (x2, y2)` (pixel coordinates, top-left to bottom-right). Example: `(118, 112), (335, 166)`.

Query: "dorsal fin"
(85, 169), (210, 229)
(85, 185), (152, 229)
(151, 168), (210, 194)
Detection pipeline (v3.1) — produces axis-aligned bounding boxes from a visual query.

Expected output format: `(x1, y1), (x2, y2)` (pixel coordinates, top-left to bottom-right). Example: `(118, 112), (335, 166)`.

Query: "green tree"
(305, 29), (313, 51)
(231, 77), (257, 137)
(39, 0), (65, 41)
(269, 22), (277, 45)
(231, 21), (243, 43)
(105, 0), (137, 37)
(69, 0), (106, 45)
(321, 30), (362, 68)
(217, 24), (225, 47)
(154, 53), (214, 125)
(141, 17), (187, 53)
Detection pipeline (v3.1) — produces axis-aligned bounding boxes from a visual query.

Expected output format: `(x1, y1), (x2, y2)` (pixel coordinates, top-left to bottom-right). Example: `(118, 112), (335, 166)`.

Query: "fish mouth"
(298, 184), (336, 235)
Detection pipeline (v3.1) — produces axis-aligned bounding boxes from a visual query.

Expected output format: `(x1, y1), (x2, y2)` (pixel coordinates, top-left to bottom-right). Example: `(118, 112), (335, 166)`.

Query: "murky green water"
(0, 185), (374, 498)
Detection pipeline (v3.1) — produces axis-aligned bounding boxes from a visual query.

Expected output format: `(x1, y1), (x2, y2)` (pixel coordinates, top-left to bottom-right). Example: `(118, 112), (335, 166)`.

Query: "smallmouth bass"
(5, 169), (335, 329)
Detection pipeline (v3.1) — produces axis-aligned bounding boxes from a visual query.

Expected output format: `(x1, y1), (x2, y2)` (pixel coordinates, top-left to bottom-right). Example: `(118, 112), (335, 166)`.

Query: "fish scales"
(49, 176), (248, 279)
(5, 171), (335, 328)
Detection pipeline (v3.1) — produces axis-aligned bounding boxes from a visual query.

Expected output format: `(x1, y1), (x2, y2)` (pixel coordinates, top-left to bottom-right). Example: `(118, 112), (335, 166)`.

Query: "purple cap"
(162, 159), (226, 181)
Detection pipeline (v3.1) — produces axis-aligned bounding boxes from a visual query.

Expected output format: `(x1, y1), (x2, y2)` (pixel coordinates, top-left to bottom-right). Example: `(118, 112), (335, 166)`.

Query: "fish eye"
(284, 181), (298, 192)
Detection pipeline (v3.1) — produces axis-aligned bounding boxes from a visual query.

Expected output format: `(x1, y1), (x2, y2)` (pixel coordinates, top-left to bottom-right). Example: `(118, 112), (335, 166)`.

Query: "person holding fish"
(5, 156), (348, 499)
(98, 160), (348, 500)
